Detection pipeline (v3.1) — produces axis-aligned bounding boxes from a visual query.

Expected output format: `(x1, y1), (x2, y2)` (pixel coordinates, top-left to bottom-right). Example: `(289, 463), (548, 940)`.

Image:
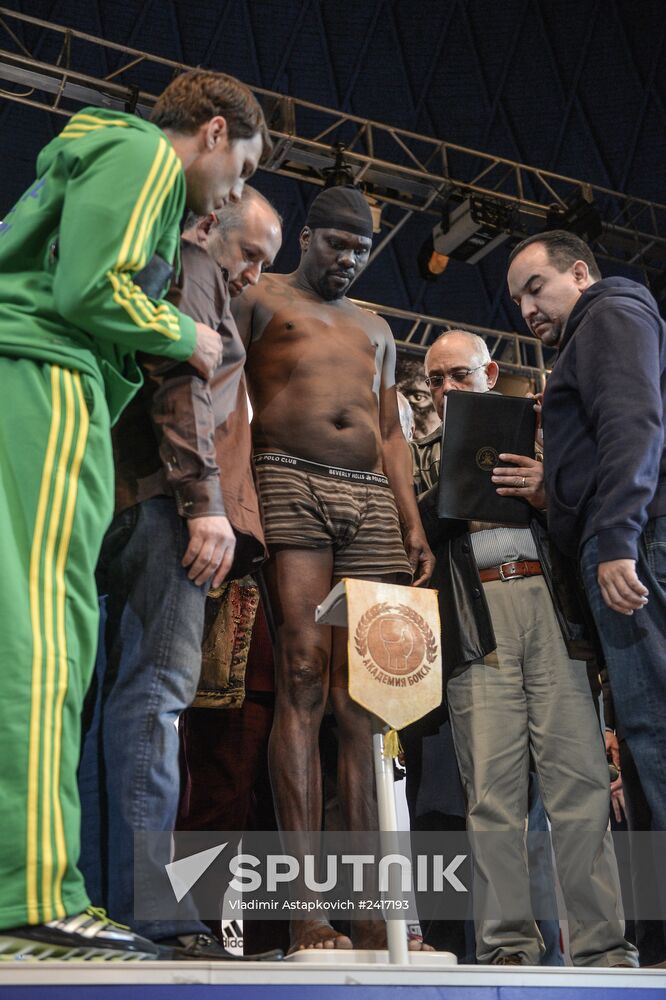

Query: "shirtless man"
(233, 186), (434, 952)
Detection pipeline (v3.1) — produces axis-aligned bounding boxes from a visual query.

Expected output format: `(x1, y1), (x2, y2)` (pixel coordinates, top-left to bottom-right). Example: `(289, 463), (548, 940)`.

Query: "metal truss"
(351, 298), (548, 389)
(1, 6), (665, 281)
(0, 6), (658, 381)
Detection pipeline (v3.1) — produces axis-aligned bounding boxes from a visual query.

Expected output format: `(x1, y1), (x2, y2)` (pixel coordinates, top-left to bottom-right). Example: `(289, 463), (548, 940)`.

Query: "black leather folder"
(437, 391), (536, 525)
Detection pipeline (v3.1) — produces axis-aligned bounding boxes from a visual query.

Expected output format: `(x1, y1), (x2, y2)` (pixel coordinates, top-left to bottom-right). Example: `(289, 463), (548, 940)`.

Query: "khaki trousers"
(447, 575), (637, 967)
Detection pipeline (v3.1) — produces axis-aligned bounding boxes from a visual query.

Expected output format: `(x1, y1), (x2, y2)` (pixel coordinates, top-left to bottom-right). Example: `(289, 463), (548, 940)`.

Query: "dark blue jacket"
(543, 277), (666, 561)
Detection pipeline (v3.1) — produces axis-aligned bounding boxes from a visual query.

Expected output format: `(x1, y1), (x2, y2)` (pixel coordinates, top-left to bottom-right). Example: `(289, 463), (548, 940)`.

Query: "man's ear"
(486, 360), (500, 389)
(572, 258), (591, 287)
(194, 213), (217, 248)
(200, 115), (228, 151)
(299, 226), (312, 253)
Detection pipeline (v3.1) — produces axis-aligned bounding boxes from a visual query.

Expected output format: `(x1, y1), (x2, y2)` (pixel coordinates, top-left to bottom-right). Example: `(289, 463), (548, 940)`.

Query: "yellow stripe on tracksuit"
(59, 115), (131, 140)
(26, 368), (61, 923)
(60, 123), (131, 135)
(107, 271), (181, 340)
(57, 123), (184, 344)
(66, 114), (131, 128)
(25, 367), (90, 923)
(116, 139), (172, 269)
(52, 374), (90, 914)
(107, 273), (179, 328)
(109, 139), (183, 340)
(130, 149), (181, 270)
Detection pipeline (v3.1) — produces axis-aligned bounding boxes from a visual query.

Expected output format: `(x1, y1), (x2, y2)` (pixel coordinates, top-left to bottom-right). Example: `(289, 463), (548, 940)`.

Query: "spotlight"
(545, 185), (603, 243)
(417, 233), (450, 280)
(418, 197), (515, 278)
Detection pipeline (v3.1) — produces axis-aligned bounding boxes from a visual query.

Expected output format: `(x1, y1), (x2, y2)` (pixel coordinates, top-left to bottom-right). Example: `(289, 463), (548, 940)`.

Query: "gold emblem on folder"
(476, 446), (499, 471)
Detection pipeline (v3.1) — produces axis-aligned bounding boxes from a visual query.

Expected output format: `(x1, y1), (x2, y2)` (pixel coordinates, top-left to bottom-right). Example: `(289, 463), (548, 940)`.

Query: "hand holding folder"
(437, 391), (537, 525)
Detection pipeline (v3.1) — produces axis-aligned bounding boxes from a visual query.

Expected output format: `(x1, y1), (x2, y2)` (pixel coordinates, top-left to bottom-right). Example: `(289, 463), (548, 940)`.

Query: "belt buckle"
(498, 562), (514, 581)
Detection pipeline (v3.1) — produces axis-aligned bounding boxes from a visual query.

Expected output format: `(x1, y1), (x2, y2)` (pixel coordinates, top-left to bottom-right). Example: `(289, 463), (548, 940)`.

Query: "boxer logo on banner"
(346, 578), (441, 751)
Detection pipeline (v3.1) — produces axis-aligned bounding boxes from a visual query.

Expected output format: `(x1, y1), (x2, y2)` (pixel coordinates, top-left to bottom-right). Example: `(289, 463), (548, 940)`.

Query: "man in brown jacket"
(78, 188), (282, 959)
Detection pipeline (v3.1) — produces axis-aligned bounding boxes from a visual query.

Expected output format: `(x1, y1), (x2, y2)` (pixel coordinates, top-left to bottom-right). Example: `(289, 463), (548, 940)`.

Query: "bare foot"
(409, 938), (435, 952)
(288, 919), (353, 954)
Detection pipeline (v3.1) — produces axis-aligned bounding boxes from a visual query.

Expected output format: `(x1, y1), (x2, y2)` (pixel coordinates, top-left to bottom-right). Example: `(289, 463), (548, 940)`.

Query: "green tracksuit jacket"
(0, 107), (197, 421)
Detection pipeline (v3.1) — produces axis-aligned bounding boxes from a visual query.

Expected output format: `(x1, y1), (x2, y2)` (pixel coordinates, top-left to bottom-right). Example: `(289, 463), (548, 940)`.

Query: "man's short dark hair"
(151, 69), (272, 163)
(509, 230), (602, 281)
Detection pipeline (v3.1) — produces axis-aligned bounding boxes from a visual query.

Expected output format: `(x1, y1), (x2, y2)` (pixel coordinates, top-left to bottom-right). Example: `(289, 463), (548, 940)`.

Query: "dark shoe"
(492, 954), (525, 966)
(161, 933), (283, 962)
(0, 907), (160, 961)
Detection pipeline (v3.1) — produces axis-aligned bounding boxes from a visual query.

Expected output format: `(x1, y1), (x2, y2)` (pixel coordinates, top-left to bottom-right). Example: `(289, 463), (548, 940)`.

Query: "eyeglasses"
(424, 364), (487, 388)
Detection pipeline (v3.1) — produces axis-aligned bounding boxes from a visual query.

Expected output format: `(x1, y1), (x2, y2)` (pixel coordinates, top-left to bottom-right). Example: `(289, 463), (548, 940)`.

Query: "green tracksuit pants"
(0, 358), (113, 928)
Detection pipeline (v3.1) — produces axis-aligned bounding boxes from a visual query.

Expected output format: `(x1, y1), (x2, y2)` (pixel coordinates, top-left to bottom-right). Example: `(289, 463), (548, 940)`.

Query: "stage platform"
(1, 958), (666, 998)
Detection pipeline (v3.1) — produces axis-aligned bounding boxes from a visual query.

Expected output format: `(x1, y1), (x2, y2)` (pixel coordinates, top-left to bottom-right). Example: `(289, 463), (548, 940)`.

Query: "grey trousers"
(447, 575), (637, 967)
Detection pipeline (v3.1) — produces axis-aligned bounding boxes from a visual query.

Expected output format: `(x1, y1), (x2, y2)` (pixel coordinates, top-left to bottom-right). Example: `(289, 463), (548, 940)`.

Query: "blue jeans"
(581, 517), (666, 832)
(78, 498), (209, 939)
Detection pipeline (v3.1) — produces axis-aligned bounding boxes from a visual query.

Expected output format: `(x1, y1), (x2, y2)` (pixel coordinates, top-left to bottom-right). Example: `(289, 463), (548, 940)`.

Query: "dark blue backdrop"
(1, 0), (663, 337)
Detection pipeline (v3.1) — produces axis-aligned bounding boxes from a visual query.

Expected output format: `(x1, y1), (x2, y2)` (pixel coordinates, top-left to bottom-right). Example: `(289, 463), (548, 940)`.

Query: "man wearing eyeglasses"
(410, 329), (636, 969)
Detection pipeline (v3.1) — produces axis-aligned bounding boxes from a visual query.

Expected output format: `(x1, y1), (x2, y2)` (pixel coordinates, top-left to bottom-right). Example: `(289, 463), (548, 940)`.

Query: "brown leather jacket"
(112, 239), (266, 579)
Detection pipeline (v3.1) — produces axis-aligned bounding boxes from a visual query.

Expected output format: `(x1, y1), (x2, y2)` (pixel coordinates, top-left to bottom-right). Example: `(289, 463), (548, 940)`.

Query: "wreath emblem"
(354, 602), (437, 678)
(476, 446), (499, 472)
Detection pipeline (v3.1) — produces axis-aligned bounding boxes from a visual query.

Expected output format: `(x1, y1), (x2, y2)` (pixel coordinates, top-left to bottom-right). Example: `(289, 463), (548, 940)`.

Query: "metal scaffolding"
(0, 6), (658, 379)
(351, 298), (548, 388)
(2, 7), (665, 272)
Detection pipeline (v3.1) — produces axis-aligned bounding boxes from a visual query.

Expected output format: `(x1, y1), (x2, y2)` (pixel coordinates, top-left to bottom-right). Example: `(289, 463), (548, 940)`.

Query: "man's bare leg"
(262, 548), (352, 952)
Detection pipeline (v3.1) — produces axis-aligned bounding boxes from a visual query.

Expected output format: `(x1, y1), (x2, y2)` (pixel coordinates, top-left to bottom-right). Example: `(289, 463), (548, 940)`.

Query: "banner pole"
(372, 718), (409, 966)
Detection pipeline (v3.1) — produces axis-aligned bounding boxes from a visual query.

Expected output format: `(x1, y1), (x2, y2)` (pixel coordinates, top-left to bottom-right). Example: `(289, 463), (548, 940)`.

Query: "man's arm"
(52, 128), (221, 374)
(140, 258), (239, 588)
(147, 362), (235, 587)
(377, 321), (434, 586)
(576, 301), (661, 613)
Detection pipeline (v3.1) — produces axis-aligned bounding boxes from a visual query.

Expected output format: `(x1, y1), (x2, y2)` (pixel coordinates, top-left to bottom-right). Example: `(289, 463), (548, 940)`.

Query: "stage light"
(417, 196), (514, 279)
(417, 233), (450, 280)
(545, 184), (603, 243)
